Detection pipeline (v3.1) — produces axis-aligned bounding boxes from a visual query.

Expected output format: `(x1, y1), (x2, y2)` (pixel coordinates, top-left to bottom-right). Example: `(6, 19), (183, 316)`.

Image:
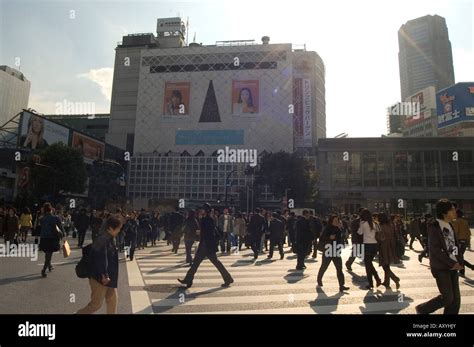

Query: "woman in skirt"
(39, 203), (64, 278)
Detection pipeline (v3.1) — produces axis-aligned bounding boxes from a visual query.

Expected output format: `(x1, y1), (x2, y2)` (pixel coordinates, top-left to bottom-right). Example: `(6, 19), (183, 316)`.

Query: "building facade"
(398, 15), (455, 101)
(45, 114), (110, 141)
(115, 18), (326, 208)
(436, 82), (474, 137)
(318, 137), (474, 216)
(402, 86), (438, 137)
(0, 66), (30, 126)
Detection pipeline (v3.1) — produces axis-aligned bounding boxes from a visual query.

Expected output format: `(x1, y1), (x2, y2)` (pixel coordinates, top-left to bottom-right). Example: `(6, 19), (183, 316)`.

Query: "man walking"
(268, 212), (285, 260)
(75, 208), (90, 248)
(415, 199), (463, 315)
(218, 207), (233, 254)
(295, 210), (312, 270)
(178, 203), (233, 288)
(248, 208), (267, 260)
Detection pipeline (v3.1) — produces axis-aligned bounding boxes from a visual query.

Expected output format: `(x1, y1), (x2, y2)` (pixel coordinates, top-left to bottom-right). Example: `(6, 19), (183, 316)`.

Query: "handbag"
(62, 240), (71, 258)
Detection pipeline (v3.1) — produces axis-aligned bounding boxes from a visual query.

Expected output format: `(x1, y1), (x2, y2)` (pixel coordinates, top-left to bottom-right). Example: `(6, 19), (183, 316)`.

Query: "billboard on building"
(19, 111), (70, 150)
(232, 80), (259, 116)
(404, 86), (436, 127)
(163, 82), (190, 117)
(72, 132), (105, 163)
(293, 78), (312, 147)
(437, 83), (474, 128)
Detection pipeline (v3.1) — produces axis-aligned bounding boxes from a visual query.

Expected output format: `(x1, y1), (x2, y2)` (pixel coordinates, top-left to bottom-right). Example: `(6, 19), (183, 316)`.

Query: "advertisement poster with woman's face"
(72, 132), (105, 162)
(19, 111), (70, 150)
(163, 82), (190, 116)
(232, 80), (259, 116)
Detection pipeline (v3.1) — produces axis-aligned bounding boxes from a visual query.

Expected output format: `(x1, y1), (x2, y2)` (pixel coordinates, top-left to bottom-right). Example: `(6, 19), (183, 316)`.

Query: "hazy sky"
(1, 0), (472, 137)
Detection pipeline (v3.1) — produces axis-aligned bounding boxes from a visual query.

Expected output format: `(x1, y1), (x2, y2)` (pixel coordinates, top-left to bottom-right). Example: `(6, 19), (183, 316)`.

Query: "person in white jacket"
(357, 209), (382, 290)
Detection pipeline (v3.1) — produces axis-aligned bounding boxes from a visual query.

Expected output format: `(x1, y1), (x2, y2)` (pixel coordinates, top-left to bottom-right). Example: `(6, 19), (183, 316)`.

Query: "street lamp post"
(284, 188), (291, 210)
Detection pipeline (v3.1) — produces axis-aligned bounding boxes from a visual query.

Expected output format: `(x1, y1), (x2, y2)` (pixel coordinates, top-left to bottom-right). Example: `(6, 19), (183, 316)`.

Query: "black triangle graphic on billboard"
(199, 80), (221, 122)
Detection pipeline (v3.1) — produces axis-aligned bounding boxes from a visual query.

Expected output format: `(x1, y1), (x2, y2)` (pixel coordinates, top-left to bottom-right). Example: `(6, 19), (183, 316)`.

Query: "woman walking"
(357, 209), (382, 290)
(39, 203), (64, 278)
(4, 207), (20, 243)
(19, 208), (33, 242)
(76, 216), (122, 314)
(377, 212), (400, 289)
(317, 215), (349, 292)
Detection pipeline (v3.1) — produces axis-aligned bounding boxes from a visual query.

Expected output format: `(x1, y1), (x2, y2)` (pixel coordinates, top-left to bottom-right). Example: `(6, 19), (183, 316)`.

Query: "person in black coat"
(295, 210), (313, 270)
(39, 203), (63, 278)
(418, 214), (432, 263)
(74, 208), (90, 248)
(317, 215), (349, 292)
(124, 212), (139, 261)
(76, 216), (123, 314)
(345, 208), (364, 271)
(178, 203), (233, 288)
(247, 208), (267, 260)
(287, 212), (297, 252)
(309, 211), (323, 259)
(268, 212), (285, 260)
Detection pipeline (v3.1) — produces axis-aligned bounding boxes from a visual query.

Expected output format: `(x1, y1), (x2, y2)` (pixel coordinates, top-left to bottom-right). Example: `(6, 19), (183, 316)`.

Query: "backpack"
(75, 244), (93, 279)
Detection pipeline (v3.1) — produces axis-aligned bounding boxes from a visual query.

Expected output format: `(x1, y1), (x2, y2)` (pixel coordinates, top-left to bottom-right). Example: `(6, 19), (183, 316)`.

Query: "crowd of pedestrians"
(1, 198), (472, 315)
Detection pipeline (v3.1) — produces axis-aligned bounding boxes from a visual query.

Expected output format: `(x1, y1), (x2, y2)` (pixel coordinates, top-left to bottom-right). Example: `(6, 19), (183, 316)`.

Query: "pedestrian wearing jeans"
(416, 199), (463, 315)
(77, 216), (122, 314)
(178, 203), (233, 288)
(357, 209), (382, 290)
(217, 208), (233, 254)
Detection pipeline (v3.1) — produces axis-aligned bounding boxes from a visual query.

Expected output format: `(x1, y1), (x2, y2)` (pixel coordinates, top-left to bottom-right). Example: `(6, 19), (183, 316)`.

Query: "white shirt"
(436, 219), (457, 262)
(223, 215), (229, 233)
(357, 220), (378, 244)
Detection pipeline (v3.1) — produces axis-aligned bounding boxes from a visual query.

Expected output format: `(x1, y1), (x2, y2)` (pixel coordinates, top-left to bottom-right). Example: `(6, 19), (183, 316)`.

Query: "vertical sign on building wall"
(302, 78), (313, 147)
(293, 78), (304, 146)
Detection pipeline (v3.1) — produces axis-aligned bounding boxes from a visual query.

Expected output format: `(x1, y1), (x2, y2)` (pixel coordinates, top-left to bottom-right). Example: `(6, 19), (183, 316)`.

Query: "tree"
(30, 143), (87, 201)
(255, 151), (317, 206)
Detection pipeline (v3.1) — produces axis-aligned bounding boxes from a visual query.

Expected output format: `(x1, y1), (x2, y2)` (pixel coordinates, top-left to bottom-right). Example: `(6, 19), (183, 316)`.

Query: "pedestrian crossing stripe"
(127, 242), (474, 314)
(187, 295), (474, 315)
(150, 287), (474, 307)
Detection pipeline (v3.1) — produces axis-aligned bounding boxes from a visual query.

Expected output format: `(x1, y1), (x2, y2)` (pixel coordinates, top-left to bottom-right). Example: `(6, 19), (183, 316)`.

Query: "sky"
(1, 0), (473, 137)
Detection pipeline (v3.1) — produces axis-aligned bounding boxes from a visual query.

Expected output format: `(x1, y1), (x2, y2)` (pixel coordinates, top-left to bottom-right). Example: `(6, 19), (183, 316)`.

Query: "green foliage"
(255, 151), (317, 205)
(30, 143), (87, 196)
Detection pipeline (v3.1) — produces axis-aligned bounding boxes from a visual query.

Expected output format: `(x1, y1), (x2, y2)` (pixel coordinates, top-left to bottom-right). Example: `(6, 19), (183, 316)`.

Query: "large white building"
(106, 18), (325, 208)
(0, 65), (30, 125)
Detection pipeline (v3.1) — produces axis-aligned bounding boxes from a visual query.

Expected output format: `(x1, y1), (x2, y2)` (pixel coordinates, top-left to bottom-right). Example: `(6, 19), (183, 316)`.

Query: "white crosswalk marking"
(127, 241), (474, 314)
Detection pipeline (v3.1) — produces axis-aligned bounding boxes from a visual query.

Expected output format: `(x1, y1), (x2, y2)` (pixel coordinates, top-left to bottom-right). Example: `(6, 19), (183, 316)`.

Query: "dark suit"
(417, 220), (462, 314)
(248, 214), (266, 258)
(295, 217), (312, 268)
(182, 215), (232, 286)
(268, 218), (285, 258)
